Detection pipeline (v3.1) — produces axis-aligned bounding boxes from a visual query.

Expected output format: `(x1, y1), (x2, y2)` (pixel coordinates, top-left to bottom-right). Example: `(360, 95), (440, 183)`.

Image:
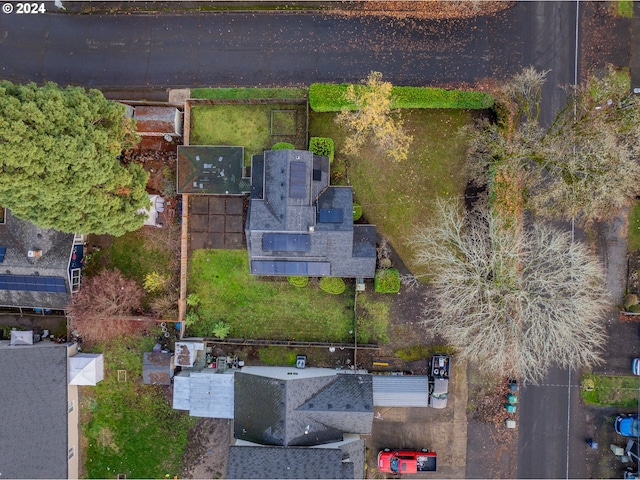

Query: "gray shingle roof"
(234, 370), (373, 447)
(0, 342), (68, 479)
(226, 442), (365, 480)
(246, 150), (376, 278)
(0, 211), (73, 309)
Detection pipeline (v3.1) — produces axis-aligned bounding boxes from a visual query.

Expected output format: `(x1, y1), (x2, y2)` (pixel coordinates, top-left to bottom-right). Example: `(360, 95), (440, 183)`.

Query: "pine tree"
(0, 81), (149, 235)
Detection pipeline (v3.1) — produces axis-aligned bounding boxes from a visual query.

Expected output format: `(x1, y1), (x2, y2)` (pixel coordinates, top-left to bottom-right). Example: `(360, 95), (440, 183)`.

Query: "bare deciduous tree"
(337, 71), (413, 162)
(410, 200), (609, 383)
(469, 64), (640, 226)
(68, 268), (144, 320)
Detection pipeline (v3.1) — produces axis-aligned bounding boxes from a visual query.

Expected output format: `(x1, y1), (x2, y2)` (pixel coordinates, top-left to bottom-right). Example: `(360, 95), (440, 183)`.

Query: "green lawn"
(189, 103), (308, 164)
(616, 0), (633, 17)
(85, 230), (173, 285)
(310, 109), (473, 274)
(629, 200), (640, 251)
(580, 373), (639, 407)
(187, 249), (356, 341)
(82, 334), (196, 478)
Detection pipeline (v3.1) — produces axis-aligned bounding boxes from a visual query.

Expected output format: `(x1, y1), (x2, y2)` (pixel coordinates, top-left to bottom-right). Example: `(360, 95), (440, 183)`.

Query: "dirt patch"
(182, 418), (232, 479)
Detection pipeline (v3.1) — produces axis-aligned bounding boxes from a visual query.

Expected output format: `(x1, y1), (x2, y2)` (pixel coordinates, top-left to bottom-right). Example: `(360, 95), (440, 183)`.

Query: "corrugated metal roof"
(189, 371), (235, 418)
(372, 376), (429, 407)
(172, 372), (191, 410)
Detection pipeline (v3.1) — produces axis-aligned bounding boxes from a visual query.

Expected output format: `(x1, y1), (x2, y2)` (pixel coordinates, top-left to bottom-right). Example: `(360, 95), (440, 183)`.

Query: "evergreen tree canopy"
(0, 81), (149, 236)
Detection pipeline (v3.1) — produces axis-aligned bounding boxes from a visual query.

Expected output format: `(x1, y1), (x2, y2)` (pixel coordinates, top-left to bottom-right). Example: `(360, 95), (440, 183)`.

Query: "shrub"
(272, 142), (295, 150)
(212, 321), (231, 340)
(143, 272), (170, 293)
(624, 294), (639, 309)
(352, 204), (363, 221)
(185, 311), (200, 326)
(287, 276), (309, 287)
(309, 137), (335, 162)
(319, 277), (346, 295)
(186, 293), (201, 307)
(309, 83), (494, 112)
(374, 268), (401, 293)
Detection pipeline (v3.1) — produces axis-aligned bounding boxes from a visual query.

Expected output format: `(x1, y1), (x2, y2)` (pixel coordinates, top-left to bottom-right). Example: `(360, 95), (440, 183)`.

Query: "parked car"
(377, 449), (437, 474)
(616, 415), (640, 437)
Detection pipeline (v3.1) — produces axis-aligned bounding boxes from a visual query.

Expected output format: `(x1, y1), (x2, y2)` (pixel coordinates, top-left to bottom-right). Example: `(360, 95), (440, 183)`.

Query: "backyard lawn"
(310, 109), (474, 274)
(189, 102), (308, 164)
(81, 334), (196, 478)
(85, 230), (174, 286)
(187, 249), (356, 341)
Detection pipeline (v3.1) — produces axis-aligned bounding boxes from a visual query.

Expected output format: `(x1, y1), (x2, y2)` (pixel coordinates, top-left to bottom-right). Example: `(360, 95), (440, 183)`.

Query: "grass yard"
(187, 249), (356, 341)
(629, 200), (640, 251)
(310, 109), (473, 274)
(85, 230), (174, 286)
(81, 334), (196, 478)
(616, 0), (633, 17)
(189, 102), (308, 164)
(580, 373), (640, 407)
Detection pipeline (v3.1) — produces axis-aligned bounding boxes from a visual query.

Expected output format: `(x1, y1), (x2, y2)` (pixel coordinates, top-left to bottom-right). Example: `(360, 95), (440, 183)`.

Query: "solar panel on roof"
(262, 233), (311, 252)
(0, 274), (66, 293)
(318, 209), (344, 223)
(0, 246), (5, 263)
(289, 161), (307, 199)
(251, 261), (331, 276)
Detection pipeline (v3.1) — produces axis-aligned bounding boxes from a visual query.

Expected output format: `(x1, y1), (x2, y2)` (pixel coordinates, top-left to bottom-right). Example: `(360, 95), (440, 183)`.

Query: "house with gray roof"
(245, 149), (376, 278)
(227, 437), (366, 479)
(0, 209), (82, 311)
(0, 340), (84, 479)
(227, 366), (372, 479)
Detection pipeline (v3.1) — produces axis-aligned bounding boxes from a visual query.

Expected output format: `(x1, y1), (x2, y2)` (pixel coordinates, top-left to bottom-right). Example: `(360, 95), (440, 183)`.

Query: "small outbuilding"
(142, 351), (175, 385)
(68, 353), (105, 386)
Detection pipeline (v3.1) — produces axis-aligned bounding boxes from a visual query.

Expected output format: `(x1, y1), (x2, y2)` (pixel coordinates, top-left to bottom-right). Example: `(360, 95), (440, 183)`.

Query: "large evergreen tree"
(0, 81), (149, 235)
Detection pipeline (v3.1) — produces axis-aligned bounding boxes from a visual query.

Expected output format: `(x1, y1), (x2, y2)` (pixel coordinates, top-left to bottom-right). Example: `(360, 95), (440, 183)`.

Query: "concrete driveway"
(364, 361), (468, 479)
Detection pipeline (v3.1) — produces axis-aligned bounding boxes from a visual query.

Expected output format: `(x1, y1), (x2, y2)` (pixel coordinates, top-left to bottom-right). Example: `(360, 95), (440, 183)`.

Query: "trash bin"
(507, 393), (518, 404)
(505, 404), (517, 413)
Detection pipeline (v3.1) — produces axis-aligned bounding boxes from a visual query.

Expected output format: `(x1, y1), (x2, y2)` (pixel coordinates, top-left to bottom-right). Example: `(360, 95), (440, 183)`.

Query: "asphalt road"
(0, 2), (588, 478)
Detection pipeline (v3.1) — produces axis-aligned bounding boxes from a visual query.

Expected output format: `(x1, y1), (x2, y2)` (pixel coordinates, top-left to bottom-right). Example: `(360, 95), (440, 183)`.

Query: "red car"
(377, 449), (437, 474)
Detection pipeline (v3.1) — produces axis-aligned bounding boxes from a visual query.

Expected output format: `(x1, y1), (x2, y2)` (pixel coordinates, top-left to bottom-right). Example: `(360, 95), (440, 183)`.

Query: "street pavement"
(0, 2), (627, 478)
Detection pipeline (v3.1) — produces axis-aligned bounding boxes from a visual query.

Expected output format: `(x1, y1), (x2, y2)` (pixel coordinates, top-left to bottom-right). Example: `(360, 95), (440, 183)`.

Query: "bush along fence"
(309, 83), (495, 112)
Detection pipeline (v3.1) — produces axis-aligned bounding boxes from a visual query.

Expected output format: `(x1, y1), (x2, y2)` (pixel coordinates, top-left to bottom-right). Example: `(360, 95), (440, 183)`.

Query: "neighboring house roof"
(226, 439), (366, 479)
(0, 210), (74, 309)
(372, 375), (429, 407)
(172, 370), (235, 418)
(246, 149), (376, 278)
(0, 342), (69, 479)
(234, 367), (373, 447)
(142, 351), (174, 385)
(131, 106), (182, 136)
(177, 145), (250, 194)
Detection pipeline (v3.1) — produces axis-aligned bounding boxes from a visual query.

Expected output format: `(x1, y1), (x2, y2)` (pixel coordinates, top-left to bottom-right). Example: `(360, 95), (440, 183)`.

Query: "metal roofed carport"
(372, 376), (429, 407)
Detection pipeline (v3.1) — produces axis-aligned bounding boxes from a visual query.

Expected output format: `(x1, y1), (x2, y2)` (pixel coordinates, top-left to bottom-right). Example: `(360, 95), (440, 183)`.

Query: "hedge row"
(309, 137), (335, 162)
(374, 268), (401, 294)
(309, 83), (494, 112)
